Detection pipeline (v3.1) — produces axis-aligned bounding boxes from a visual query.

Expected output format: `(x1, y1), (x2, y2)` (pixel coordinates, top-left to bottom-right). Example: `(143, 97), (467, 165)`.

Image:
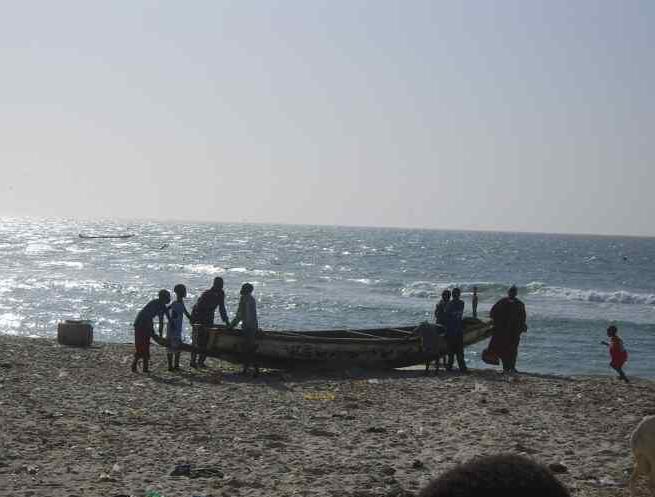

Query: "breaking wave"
(527, 282), (655, 305)
(401, 281), (509, 299)
(401, 280), (655, 306)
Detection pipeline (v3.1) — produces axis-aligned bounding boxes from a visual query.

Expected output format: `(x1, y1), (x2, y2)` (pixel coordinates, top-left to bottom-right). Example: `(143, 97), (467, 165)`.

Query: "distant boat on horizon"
(78, 233), (135, 239)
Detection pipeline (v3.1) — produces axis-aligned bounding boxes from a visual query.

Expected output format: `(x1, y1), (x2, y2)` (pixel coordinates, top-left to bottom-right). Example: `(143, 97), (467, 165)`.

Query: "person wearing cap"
(132, 289), (172, 373)
(229, 283), (260, 376)
(190, 277), (230, 368)
(489, 285), (528, 373)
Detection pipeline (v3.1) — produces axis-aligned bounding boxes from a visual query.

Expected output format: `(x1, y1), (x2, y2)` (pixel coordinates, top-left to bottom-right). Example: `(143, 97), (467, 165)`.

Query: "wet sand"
(1, 334), (653, 497)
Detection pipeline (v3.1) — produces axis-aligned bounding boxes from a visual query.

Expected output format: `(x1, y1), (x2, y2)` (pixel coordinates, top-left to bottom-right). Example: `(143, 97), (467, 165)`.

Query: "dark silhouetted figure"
(434, 289), (451, 326)
(489, 285), (527, 373)
(418, 454), (571, 497)
(190, 277), (230, 368)
(132, 289), (171, 373)
(167, 284), (192, 371)
(471, 286), (478, 318)
(229, 283), (260, 376)
(445, 287), (467, 372)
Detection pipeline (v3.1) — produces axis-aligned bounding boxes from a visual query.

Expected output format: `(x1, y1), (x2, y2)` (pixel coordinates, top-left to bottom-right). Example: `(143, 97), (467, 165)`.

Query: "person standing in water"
(601, 325), (629, 382)
(471, 286), (479, 319)
(445, 287), (467, 372)
(190, 277), (230, 368)
(229, 283), (260, 376)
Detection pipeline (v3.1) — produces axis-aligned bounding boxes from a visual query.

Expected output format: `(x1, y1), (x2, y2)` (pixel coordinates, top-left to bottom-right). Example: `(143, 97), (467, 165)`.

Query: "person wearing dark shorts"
(132, 289), (171, 373)
(190, 277), (230, 368)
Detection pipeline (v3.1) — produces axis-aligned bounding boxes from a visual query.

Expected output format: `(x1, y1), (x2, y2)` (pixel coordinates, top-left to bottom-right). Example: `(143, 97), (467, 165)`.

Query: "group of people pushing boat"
(132, 278), (628, 381)
(131, 277), (260, 376)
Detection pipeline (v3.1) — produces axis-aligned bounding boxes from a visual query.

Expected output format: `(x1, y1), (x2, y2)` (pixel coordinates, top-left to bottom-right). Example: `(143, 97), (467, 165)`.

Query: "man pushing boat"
(189, 277), (231, 368)
(228, 283), (261, 377)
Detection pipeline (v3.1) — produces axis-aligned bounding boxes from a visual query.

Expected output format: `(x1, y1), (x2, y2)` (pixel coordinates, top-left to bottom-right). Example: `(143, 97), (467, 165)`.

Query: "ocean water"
(1, 217), (653, 379)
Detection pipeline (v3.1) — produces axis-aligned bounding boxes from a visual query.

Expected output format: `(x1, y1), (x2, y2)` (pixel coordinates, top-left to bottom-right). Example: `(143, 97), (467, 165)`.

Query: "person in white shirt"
(167, 284), (192, 371)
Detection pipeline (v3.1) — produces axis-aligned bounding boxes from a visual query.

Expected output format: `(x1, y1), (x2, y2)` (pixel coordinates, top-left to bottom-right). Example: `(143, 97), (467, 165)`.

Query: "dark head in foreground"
(418, 454), (570, 497)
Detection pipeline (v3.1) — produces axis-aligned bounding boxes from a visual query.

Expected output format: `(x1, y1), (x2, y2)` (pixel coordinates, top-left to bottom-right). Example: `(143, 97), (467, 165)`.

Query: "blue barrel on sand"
(57, 320), (93, 347)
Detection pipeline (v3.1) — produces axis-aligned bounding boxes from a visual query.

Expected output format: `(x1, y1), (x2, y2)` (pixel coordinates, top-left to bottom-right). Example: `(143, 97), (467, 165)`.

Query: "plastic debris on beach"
(169, 464), (224, 479)
(594, 477), (621, 487)
(304, 391), (336, 401)
(473, 382), (488, 393)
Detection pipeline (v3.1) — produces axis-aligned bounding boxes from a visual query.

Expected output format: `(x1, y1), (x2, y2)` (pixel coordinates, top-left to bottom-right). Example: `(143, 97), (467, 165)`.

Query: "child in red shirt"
(601, 325), (629, 382)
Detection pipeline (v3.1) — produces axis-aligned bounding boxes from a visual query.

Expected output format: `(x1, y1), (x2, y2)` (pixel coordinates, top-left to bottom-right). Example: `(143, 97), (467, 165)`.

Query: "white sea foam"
(401, 281), (504, 298)
(250, 269), (279, 277)
(25, 243), (55, 254)
(528, 283), (655, 305)
(225, 267), (279, 277)
(0, 312), (22, 329)
(0, 278), (15, 295)
(66, 246), (95, 254)
(349, 278), (381, 286)
(401, 281), (439, 299)
(41, 261), (84, 270)
(50, 280), (104, 291)
(183, 264), (226, 275)
(401, 279), (655, 306)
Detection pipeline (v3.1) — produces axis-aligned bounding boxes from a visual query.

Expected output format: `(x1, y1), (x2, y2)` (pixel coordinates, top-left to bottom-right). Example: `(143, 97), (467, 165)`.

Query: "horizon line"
(1, 213), (653, 240)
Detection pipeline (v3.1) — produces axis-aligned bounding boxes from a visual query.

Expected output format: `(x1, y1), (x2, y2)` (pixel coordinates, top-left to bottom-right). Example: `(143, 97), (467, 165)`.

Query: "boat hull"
(156, 319), (493, 370)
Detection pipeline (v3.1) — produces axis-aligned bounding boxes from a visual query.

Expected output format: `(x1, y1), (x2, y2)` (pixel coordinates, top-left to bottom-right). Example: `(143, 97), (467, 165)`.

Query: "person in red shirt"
(601, 325), (629, 382)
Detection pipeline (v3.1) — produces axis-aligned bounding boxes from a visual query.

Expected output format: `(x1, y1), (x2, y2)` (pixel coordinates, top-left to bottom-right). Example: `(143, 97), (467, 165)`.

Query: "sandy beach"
(1, 335), (653, 497)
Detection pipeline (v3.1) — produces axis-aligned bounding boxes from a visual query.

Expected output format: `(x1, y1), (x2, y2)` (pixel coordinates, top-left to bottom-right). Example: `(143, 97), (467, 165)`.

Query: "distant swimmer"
(623, 256), (629, 262)
(160, 243), (169, 250)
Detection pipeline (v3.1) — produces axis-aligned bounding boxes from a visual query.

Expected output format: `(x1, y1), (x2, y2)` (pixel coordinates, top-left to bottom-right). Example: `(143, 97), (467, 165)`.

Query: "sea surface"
(1, 217), (653, 378)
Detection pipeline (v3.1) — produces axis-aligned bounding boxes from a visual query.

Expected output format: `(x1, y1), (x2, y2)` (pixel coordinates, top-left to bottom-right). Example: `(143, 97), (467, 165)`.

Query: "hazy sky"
(1, 1), (653, 236)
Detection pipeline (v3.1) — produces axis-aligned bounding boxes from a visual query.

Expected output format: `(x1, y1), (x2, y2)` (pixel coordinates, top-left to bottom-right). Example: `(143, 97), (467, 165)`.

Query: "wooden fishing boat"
(154, 318), (493, 370)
